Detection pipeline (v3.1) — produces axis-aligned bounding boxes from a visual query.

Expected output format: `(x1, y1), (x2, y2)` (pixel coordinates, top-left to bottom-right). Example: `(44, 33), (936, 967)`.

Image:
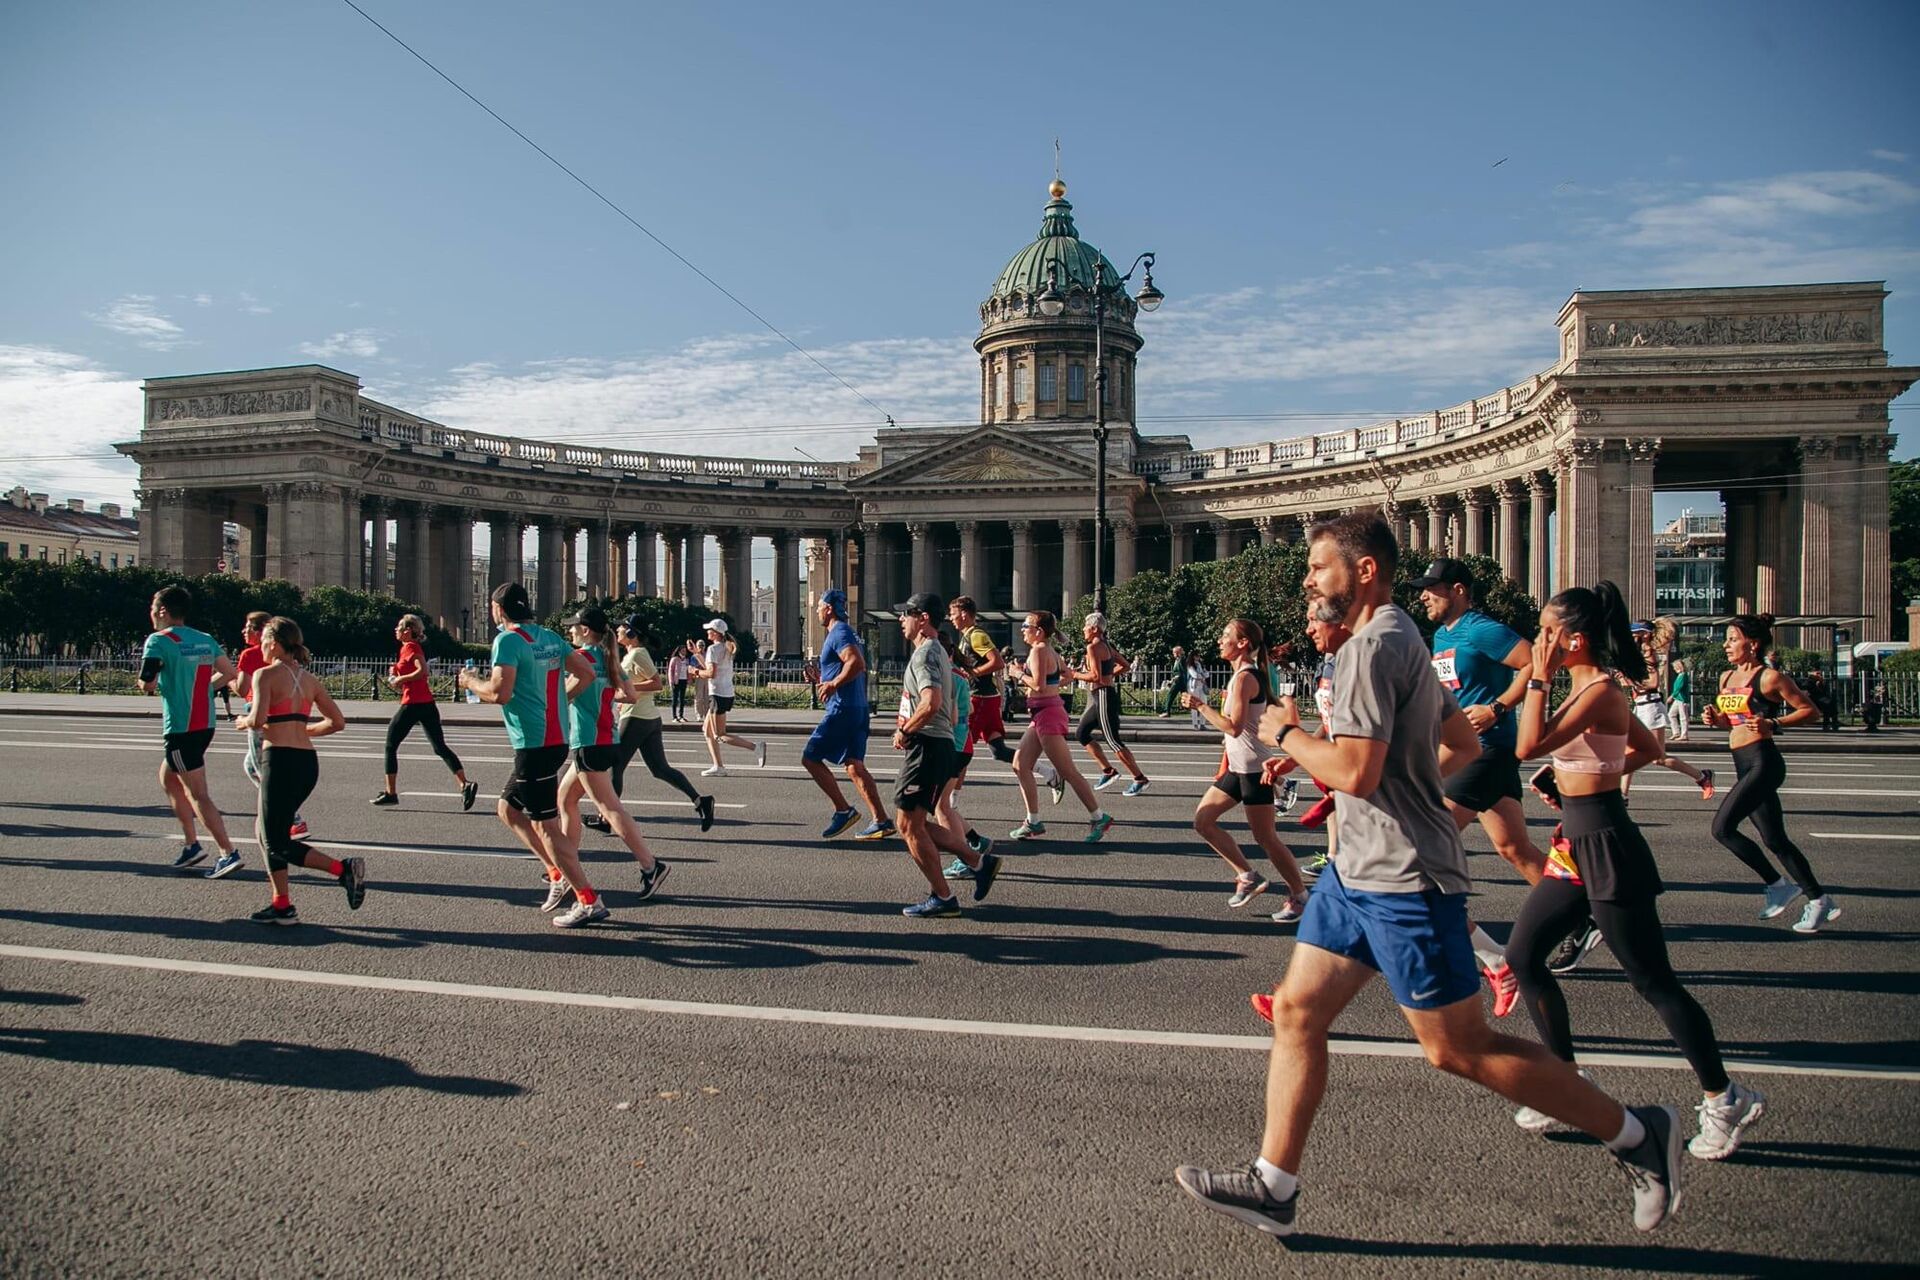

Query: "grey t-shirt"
(901, 636), (956, 744)
(1328, 604), (1470, 895)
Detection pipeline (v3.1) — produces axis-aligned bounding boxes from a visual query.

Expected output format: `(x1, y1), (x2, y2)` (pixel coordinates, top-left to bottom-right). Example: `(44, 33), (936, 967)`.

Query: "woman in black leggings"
(1702, 613), (1832, 930)
(371, 614), (478, 811)
(1510, 581), (1763, 1161)
(586, 619), (714, 833)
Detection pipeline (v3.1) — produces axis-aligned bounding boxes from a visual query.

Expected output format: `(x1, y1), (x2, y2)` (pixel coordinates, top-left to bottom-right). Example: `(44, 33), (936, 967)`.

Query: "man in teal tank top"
(137, 584), (241, 872)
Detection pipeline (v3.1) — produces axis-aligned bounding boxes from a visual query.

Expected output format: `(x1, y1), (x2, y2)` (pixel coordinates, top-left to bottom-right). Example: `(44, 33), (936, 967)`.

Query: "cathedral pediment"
(847, 425), (1102, 492)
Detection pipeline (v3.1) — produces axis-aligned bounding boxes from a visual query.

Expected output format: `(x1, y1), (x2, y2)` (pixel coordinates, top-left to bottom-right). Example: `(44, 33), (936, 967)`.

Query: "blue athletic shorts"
(802, 704), (870, 765)
(1297, 863), (1481, 1010)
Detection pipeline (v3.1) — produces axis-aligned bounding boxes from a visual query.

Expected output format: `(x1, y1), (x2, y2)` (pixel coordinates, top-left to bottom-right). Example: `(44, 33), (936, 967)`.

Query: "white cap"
(703, 618), (729, 635)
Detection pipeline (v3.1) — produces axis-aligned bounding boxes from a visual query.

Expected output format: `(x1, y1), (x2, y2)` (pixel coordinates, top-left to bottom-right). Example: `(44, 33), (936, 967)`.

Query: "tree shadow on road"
(0, 990), (85, 1007)
(0, 824), (146, 843)
(1278, 1235), (1909, 1277)
(0, 908), (428, 952)
(1659, 878), (1920, 901)
(0, 1026), (521, 1097)
(1564, 966), (1920, 997)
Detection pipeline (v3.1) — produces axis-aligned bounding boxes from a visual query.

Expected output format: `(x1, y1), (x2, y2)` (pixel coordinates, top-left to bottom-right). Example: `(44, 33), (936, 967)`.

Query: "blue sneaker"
(1084, 812), (1114, 843)
(822, 808), (860, 839)
(1123, 777), (1151, 797)
(903, 894), (960, 918)
(944, 857), (974, 880)
(1092, 770), (1121, 792)
(172, 842), (206, 870)
(854, 819), (896, 842)
(1010, 817), (1046, 840)
(203, 851), (243, 880)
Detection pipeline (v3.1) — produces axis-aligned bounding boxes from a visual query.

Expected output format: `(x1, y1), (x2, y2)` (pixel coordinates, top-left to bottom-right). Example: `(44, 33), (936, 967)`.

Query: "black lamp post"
(1037, 253), (1162, 612)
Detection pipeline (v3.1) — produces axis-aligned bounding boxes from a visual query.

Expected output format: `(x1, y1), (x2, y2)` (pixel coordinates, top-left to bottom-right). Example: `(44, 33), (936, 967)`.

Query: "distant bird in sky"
(1491, 157), (1508, 168)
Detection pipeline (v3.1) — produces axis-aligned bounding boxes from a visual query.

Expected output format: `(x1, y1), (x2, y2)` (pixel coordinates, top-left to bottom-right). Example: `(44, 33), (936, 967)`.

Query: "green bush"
(1881, 648), (1920, 675)
(543, 592), (757, 665)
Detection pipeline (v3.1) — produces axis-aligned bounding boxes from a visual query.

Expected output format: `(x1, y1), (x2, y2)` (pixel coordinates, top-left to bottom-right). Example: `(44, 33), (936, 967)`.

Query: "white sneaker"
(1688, 1081), (1766, 1160)
(1269, 892), (1309, 925)
(552, 898), (610, 929)
(1515, 1068), (1592, 1133)
(1791, 895), (1841, 933)
(1760, 877), (1801, 919)
(540, 877), (571, 912)
(702, 765), (730, 778)
(754, 741), (767, 768)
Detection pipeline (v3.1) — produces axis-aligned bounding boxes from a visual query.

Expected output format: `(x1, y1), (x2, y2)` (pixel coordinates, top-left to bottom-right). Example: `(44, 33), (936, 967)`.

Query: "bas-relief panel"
(148, 389), (313, 421)
(1584, 311), (1872, 350)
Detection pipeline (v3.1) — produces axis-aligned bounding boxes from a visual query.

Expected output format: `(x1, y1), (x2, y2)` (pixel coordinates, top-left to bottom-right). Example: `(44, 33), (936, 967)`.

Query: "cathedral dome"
(988, 182), (1126, 300)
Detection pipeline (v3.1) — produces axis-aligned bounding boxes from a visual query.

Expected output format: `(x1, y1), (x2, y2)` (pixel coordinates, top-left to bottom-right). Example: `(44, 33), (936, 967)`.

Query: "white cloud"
(191, 292), (214, 307)
(237, 292), (272, 315)
(0, 345), (142, 507)
(90, 295), (187, 350)
(298, 329), (382, 361)
(1870, 149), (1910, 164)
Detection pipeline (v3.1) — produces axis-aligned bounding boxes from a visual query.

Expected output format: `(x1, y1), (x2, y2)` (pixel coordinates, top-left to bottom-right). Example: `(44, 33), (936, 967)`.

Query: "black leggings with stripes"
(383, 702), (464, 777)
(1712, 739), (1821, 896)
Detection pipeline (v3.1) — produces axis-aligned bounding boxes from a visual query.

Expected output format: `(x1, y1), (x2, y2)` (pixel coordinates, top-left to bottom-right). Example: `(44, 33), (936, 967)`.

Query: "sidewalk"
(4, 691), (1915, 753)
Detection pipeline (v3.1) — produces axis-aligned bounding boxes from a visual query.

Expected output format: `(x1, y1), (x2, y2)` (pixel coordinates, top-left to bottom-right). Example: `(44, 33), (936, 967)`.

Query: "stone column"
(367, 499), (390, 594)
(561, 524), (581, 604)
(1723, 490), (1757, 615)
(1424, 496), (1450, 556)
(415, 505), (443, 623)
(487, 518), (514, 595)
(1255, 515), (1278, 548)
(586, 521), (611, 598)
(340, 487), (364, 589)
(1405, 504), (1425, 553)
(1169, 523), (1193, 571)
(536, 521), (565, 616)
(716, 529), (744, 622)
(661, 528), (684, 604)
(684, 531), (705, 612)
(1526, 472), (1554, 602)
(957, 520), (984, 602)
(774, 532), (801, 654)
(1796, 437), (1839, 651)
(1555, 440), (1616, 592)
(1208, 519), (1232, 563)
(1754, 487), (1785, 617)
(804, 538), (830, 654)
(1462, 491), (1489, 558)
(440, 507), (473, 638)
(1060, 518), (1086, 615)
(907, 520), (932, 591)
(858, 521), (883, 623)
(247, 508), (269, 583)
(634, 524), (656, 598)
(1011, 519), (1037, 608)
(609, 526), (628, 597)
(1494, 479), (1524, 586)
(829, 527), (851, 589)
(1113, 516), (1138, 583)
(1862, 434), (1895, 639)
(1624, 438), (1659, 620)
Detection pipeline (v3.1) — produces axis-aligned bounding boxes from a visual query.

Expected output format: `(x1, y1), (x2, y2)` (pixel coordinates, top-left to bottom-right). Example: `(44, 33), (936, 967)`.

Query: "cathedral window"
(1013, 365), (1031, 405)
(1038, 363), (1057, 402)
(1068, 363), (1086, 402)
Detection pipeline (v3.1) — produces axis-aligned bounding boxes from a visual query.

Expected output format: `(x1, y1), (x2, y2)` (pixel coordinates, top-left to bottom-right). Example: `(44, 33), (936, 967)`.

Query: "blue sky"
(4, 0), (1918, 554)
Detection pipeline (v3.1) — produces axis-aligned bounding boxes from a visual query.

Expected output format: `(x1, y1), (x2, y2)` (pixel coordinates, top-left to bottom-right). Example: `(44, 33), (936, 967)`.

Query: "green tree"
(557, 593), (757, 664)
(1893, 558), (1920, 642)
(1890, 459), (1920, 562)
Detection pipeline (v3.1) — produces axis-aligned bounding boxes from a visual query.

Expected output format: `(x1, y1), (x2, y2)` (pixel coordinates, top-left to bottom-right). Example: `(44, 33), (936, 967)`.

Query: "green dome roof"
(990, 187), (1124, 299)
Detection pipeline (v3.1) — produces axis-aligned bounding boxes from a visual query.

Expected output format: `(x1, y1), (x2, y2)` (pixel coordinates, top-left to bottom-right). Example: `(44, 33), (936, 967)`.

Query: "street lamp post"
(1038, 253), (1162, 612)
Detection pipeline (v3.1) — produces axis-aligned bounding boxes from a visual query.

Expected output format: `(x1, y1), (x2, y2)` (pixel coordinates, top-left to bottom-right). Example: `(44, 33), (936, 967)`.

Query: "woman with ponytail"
(1618, 617), (1713, 802)
(1509, 582), (1764, 1160)
(1701, 613), (1833, 931)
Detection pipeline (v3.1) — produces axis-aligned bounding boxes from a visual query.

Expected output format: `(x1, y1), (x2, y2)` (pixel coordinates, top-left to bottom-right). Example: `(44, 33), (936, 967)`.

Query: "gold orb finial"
(1049, 179), (1067, 199)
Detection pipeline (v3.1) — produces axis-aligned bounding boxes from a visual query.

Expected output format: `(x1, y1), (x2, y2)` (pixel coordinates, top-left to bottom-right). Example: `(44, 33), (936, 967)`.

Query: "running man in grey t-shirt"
(1175, 509), (1684, 1240)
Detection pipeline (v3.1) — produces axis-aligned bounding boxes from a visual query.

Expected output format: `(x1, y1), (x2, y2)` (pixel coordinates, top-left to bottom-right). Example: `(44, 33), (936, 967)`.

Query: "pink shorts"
(1028, 695), (1071, 737)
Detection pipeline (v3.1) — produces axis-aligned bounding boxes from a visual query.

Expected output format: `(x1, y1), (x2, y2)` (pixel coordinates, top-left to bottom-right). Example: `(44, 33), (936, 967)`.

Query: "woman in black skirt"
(1510, 580), (1764, 1162)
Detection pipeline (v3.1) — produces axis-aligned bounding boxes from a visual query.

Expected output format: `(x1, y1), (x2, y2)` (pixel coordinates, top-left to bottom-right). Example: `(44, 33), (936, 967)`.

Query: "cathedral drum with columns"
(119, 182), (1916, 652)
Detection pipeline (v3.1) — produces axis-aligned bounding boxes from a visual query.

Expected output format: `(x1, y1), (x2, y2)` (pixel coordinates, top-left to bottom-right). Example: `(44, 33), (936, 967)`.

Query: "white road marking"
(230, 836), (534, 861)
(0, 943), (1913, 1083)
(397, 791), (748, 809)
(1809, 832), (1920, 841)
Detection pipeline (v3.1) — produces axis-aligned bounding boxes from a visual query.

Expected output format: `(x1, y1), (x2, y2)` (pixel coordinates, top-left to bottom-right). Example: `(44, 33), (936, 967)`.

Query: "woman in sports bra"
(1510, 582), (1763, 1160)
(1700, 613), (1833, 931)
(1184, 618), (1308, 923)
(1618, 618), (1712, 802)
(1006, 611), (1113, 843)
(232, 617), (365, 925)
(1067, 612), (1150, 796)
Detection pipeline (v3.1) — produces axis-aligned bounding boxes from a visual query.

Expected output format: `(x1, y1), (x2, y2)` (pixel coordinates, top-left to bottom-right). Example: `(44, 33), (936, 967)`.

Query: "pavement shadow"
(0, 990), (86, 1007)
(1278, 1236), (1909, 1277)
(1661, 879), (1920, 901)
(636, 916), (1234, 969)
(1565, 1030), (1920, 1069)
(0, 823), (145, 842)
(0, 908), (427, 952)
(1566, 967), (1920, 997)
(1717, 1139), (1920, 1178)
(2, 801), (182, 818)
(0, 1026), (521, 1097)
(0, 854), (198, 879)
(1662, 924), (1920, 946)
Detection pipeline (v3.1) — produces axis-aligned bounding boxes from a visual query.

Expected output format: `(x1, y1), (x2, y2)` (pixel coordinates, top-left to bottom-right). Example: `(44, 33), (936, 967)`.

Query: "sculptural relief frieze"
(1585, 312), (1871, 350)
(149, 388), (312, 422)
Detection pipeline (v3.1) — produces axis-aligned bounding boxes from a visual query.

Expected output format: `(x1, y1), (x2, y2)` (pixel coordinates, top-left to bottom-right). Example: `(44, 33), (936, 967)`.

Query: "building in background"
(1, 486), (140, 568)
(1655, 508), (1726, 620)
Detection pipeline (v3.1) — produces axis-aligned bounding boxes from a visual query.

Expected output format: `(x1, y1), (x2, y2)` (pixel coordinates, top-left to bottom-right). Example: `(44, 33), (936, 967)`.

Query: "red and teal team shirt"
(566, 646), (617, 749)
(491, 622), (569, 750)
(142, 625), (222, 736)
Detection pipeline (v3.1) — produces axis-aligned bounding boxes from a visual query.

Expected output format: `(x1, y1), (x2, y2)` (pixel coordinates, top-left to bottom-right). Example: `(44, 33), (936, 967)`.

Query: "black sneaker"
(461, 781), (479, 812)
(171, 842), (206, 869)
(1614, 1104), (1683, 1231)
(694, 795), (715, 834)
(1174, 1164), (1298, 1237)
(370, 792), (399, 807)
(340, 857), (367, 911)
(636, 859), (671, 901)
(972, 852), (1002, 903)
(250, 903), (298, 926)
(581, 814), (611, 834)
(1548, 921), (1604, 974)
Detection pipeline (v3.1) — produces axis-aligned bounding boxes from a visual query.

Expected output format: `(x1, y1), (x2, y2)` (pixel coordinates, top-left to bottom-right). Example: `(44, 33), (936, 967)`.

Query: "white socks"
(1254, 1158), (1297, 1201)
(1469, 925), (1506, 973)
(1604, 1108), (1647, 1153)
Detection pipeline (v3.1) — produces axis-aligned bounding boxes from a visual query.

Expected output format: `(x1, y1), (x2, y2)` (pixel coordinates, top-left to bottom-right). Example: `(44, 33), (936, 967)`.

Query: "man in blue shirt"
(801, 588), (892, 840)
(1415, 558), (1547, 890)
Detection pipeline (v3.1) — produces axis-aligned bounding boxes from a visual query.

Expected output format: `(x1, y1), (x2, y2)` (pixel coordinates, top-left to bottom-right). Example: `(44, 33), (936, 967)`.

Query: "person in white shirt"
(687, 619), (766, 777)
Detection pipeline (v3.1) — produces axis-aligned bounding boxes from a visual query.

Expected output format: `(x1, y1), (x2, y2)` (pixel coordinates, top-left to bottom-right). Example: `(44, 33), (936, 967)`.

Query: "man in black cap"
(891, 592), (1000, 917)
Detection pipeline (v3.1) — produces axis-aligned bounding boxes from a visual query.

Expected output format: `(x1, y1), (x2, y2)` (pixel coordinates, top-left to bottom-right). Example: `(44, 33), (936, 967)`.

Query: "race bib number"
(898, 688), (915, 724)
(1432, 649), (1460, 689)
(1716, 692), (1750, 724)
(1314, 677), (1334, 721)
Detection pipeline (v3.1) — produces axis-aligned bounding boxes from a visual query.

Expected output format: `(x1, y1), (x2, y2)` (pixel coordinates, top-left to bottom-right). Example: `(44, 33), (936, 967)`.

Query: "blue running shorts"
(802, 705), (870, 765)
(1297, 863), (1481, 1010)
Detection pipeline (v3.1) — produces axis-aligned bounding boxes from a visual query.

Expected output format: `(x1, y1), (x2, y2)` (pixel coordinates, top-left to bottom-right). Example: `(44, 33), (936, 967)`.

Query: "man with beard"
(1174, 509), (1682, 1239)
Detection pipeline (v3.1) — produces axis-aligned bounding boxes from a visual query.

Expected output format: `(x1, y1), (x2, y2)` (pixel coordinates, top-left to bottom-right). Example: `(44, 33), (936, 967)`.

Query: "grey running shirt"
(1328, 604), (1471, 895)
(901, 636), (956, 743)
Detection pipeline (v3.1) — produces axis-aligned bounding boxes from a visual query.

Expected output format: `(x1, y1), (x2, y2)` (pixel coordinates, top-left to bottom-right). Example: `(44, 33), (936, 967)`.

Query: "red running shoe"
(289, 818), (311, 840)
(1297, 794), (1336, 830)
(1485, 963), (1520, 1018)
(1250, 992), (1275, 1026)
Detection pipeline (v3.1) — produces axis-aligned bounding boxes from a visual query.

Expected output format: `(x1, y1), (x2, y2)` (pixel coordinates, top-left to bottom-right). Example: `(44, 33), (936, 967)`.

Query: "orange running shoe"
(1250, 992), (1275, 1026)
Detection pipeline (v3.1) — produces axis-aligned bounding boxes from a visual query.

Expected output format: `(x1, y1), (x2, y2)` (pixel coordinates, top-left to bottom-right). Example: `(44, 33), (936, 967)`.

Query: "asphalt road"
(1, 709), (1916, 1278)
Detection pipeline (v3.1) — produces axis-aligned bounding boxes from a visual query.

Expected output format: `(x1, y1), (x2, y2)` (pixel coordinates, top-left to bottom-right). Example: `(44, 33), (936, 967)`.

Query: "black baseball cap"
(560, 605), (609, 632)
(893, 591), (944, 618)
(1411, 557), (1475, 592)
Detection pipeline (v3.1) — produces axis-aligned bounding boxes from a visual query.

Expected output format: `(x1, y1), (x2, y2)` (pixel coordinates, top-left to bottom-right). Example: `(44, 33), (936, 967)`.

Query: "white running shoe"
(1269, 892), (1309, 925)
(702, 765), (730, 778)
(552, 899), (610, 929)
(1228, 875), (1269, 909)
(1760, 877), (1801, 919)
(540, 877), (571, 912)
(1791, 895), (1841, 933)
(1688, 1081), (1765, 1160)
(755, 741), (767, 769)
(1515, 1068), (1592, 1133)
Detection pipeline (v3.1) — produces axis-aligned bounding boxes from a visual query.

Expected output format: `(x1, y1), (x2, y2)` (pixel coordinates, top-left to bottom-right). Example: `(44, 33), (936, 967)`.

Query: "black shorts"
(1212, 769), (1275, 807)
(1444, 744), (1524, 813)
(895, 734), (957, 813)
(501, 744), (568, 821)
(571, 744), (620, 775)
(1562, 791), (1664, 902)
(163, 729), (216, 774)
(711, 695), (736, 715)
